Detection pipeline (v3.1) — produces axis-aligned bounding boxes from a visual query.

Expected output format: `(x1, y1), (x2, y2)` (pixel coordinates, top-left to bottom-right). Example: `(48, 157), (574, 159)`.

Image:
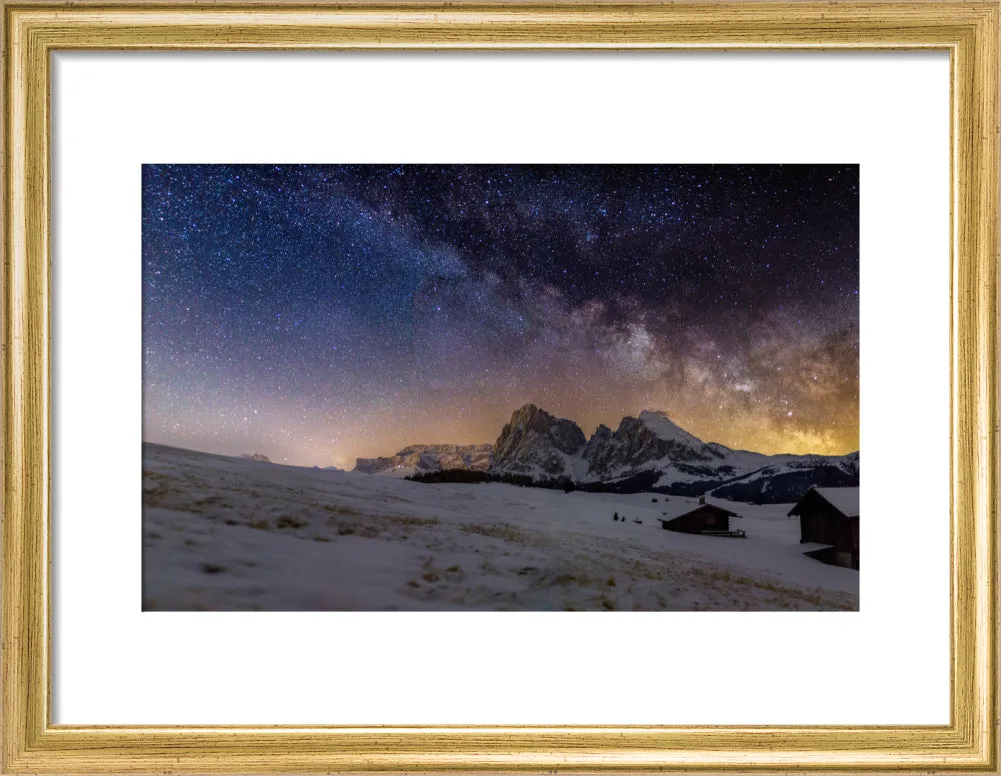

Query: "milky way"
(142, 164), (858, 467)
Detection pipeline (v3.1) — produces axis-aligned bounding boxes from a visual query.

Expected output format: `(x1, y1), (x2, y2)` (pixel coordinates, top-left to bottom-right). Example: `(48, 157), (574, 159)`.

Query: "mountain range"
(353, 443), (493, 478)
(353, 403), (859, 504)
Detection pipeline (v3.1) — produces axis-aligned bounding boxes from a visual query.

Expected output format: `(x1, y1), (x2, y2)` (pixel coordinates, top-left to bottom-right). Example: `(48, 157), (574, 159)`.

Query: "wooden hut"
(788, 486), (859, 569)
(657, 498), (743, 537)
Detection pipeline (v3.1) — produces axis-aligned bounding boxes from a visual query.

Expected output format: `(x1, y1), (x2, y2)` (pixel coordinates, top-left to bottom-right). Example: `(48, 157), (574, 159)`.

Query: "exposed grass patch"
(407, 579), (421, 588)
(142, 485), (173, 504)
(691, 567), (855, 610)
(422, 571), (440, 583)
(194, 495), (227, 507)
(445, 564), (462, 573)
(323, 504), (361, 517)
(200, 563), (227, 575)
(459, 523), (527, 543)
(384, 514), (440, 529)
(337, 526), (355, 536)
(275, 515), (308, 529)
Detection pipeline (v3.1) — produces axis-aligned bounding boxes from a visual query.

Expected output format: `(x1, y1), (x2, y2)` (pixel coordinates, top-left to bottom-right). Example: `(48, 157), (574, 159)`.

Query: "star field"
(142, 164), (859, 467)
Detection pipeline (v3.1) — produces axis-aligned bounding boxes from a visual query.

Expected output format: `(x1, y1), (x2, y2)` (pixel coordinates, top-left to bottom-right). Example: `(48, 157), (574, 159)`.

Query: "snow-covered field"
(142, 443), (859, 611)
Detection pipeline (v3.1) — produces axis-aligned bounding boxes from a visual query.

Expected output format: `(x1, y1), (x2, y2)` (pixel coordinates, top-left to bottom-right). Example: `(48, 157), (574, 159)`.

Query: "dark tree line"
(405, 469), (491, 485)
(406, 469), (576, 492)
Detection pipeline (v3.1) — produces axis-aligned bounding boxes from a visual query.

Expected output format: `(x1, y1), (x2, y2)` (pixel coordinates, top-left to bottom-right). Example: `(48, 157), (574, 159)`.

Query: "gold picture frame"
(2, 2), (997, 772)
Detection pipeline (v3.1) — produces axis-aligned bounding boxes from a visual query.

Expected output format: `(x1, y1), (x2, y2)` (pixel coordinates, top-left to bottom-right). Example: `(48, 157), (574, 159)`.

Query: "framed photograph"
(2, 1), (997, 772)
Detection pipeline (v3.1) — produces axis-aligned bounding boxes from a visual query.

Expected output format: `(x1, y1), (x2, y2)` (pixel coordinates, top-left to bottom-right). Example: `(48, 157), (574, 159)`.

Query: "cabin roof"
(656, 498), (740, 522)
(789, 486), (860, 518)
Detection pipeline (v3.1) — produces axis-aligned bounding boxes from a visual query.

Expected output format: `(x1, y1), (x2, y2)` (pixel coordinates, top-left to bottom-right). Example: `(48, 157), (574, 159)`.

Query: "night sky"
(142, 164), (859, 467)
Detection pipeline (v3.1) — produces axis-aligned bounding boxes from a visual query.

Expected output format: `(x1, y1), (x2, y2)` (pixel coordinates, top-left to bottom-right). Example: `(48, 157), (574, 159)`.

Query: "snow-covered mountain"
(583, 410), (727, 481)
(710, 458), (858, 503)
(491, 404), (589, 481)
(352, 403), (858, 503)
(574, 408), (857, 500)
(485, 404), (857, 501)
(354, 444), (493, 477)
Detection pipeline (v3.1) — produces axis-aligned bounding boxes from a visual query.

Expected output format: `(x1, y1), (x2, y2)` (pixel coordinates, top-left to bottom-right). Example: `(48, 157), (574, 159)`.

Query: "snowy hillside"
(143, 443), (858, 611)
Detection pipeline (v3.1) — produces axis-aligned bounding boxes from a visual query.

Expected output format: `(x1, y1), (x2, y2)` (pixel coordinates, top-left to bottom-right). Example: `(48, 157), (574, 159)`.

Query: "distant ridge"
(354, 444), (493, 478)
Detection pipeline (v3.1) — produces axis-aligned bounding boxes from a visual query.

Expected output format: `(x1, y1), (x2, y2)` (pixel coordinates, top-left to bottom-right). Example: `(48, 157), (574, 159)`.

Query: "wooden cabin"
(657, 498), (743, 537)
(788, 486), (859, 570)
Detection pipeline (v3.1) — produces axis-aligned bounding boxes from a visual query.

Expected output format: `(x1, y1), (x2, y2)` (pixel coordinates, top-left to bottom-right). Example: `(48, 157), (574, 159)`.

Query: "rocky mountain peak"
(591, 423), (613, 440)
(637, 409), (695, 440)
(490, 404), (587, 480)
(584, 411), (721, 480)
